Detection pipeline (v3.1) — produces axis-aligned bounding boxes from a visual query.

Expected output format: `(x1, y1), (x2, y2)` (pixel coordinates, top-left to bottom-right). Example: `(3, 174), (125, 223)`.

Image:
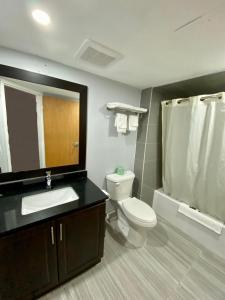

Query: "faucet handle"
(46, 170), (51, 176)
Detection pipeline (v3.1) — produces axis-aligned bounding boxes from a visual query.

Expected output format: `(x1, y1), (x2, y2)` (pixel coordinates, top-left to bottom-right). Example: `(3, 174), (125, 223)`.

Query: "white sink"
(21, 187), (79, 215)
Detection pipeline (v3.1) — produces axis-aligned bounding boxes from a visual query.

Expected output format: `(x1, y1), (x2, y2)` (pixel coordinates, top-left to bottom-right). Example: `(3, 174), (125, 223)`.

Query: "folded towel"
(129, 114), (139, 131)
(115, 113), (127, 133)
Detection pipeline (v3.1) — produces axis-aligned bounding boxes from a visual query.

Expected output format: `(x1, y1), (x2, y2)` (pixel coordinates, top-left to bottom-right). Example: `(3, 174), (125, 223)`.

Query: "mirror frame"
(0, 64), (87, 183)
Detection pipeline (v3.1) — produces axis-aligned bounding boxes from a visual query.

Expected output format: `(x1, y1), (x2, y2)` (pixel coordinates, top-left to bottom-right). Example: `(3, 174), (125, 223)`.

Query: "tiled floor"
(40, 217), (225, 300)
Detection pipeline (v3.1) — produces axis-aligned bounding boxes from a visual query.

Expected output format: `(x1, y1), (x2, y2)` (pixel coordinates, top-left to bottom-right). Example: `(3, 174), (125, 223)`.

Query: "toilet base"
(117, 210), (147, 248)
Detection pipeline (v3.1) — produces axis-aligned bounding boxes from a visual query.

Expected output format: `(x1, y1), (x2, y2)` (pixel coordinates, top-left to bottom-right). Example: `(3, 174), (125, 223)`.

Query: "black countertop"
(0, 176), (107, 237)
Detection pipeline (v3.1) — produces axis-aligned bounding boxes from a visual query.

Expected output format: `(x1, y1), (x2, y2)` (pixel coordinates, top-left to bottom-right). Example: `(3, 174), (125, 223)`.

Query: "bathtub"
(152, 189), (225, 260)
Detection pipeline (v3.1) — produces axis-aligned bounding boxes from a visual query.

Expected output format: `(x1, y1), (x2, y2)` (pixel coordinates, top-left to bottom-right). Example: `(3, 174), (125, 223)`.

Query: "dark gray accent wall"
(133, 88), (152, 199)
(158, 69), (225, 98)
(134, 88), (164, 205)
(134, 70), (225, 206)
(141, 89), (162, 205)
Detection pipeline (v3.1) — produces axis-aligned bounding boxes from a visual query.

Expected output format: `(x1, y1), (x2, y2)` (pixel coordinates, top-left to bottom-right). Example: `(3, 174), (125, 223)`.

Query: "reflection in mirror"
(0, 77), (80, 173)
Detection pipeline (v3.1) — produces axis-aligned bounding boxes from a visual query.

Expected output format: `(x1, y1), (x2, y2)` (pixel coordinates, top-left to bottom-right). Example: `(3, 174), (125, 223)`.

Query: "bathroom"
(0, 1), (225, 299)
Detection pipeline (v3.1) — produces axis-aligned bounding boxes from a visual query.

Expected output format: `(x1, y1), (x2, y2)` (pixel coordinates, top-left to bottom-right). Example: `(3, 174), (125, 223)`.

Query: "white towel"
(115, 113), (127, 133)
(128, 114), (139, 131)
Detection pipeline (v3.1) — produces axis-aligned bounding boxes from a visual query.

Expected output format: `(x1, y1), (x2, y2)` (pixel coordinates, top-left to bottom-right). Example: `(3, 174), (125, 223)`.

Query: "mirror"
(0, 65), (87, 179)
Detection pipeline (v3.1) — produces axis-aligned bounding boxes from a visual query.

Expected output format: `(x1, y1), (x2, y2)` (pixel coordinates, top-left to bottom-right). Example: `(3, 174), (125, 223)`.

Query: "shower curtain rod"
(165, 94), (222, 105)
(200, 95), (222, 101)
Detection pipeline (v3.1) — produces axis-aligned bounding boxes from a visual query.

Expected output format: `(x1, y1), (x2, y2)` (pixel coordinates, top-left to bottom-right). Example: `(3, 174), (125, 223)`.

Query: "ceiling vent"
(75, 39), (122, 68)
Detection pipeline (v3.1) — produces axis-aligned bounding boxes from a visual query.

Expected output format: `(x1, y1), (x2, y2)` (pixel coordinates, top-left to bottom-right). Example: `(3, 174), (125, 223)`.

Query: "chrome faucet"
(46, 171), (51, 189)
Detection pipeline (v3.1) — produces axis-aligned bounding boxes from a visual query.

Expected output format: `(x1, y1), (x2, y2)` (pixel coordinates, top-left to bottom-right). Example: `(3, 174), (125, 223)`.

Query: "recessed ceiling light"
(32, 9), (50, 26)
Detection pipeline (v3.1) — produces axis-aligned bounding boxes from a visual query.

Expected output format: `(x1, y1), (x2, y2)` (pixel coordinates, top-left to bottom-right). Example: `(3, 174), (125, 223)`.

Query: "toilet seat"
(121, 197), (157, 228)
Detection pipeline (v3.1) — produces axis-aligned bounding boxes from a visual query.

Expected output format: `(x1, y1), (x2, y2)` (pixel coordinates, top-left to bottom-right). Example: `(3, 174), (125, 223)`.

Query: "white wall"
(0, 47), (141, 188)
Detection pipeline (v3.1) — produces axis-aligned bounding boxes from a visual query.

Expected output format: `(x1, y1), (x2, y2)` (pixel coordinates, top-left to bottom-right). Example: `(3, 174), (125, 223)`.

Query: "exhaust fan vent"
(75, 39), (122, 68)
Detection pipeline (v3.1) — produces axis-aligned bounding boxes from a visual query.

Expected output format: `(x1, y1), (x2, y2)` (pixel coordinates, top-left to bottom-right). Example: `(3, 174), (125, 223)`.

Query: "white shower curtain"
(162, 93), (225, 222)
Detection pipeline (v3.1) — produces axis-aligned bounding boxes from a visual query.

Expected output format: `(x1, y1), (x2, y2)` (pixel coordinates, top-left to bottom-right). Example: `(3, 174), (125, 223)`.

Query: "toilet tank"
(106, 171), (135, 201)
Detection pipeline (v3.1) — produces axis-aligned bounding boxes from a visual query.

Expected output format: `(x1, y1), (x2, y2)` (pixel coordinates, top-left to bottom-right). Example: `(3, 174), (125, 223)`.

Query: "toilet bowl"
(106, 171), (157, 247)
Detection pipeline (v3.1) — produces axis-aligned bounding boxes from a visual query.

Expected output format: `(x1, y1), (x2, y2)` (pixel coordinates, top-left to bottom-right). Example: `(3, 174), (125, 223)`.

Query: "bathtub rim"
(152, 188), (225, 260)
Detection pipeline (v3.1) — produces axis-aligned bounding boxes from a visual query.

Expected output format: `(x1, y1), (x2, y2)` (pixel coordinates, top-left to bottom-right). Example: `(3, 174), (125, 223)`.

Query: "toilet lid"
(122, 197), (156, 225)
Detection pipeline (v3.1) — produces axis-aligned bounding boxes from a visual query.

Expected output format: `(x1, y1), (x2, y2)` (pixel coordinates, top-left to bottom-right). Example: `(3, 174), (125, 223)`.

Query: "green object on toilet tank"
(115, 166), (125, 175)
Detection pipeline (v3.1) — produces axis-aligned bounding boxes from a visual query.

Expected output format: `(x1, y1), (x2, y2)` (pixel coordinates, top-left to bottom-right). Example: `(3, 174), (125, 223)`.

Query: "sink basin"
(21, 187), (79, 215)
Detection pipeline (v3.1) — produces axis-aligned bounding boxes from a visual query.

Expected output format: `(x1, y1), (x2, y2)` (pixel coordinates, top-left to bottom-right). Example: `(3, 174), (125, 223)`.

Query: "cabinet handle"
(60, 223), (63, 241)
(51, 226), (55, 245)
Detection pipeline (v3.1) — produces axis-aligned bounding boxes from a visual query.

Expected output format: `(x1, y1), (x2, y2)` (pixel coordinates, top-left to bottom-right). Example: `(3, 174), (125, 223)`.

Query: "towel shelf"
(107, 102), (147, 114)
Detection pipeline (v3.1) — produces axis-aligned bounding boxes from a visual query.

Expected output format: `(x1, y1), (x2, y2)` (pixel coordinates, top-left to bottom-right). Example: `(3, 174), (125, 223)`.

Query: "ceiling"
(1, 0), (225, 88)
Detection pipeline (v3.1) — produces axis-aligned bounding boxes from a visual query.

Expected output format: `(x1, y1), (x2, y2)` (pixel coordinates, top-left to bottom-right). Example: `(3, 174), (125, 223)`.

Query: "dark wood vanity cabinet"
(57, 203), (105, 282)
(0, 221), (58, 300)
(0, 202), (105, 300)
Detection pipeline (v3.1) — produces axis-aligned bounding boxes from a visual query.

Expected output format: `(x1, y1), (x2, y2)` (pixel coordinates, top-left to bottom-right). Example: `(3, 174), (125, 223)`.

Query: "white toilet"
(106, 170), (157, 247)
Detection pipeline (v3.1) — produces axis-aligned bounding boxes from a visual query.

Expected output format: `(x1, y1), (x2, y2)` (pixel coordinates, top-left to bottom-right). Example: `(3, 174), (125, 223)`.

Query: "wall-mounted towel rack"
(107, 102), (147, 114)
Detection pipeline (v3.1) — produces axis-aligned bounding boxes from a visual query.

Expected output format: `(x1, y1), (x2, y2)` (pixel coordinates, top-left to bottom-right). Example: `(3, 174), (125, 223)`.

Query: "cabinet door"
(0, 222), (58, 300)
(57, 203), (105, 283)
